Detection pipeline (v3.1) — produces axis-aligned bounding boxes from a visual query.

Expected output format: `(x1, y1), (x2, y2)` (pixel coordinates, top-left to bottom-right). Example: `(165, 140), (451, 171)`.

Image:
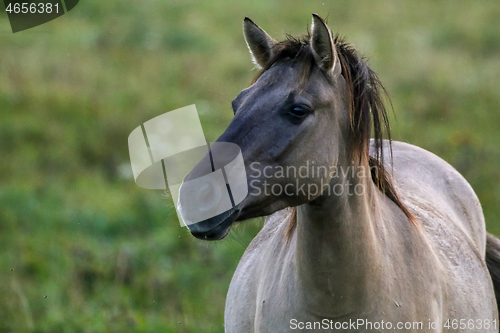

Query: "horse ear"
(243, 17), (277, 68)
(311, 14), (340, 76)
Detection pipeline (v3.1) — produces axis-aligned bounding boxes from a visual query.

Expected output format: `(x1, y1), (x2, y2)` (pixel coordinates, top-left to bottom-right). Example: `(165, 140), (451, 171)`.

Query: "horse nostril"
(196, 182), (221, 212)
(178, 176), (225, 226)
(199, 182), (215, 200)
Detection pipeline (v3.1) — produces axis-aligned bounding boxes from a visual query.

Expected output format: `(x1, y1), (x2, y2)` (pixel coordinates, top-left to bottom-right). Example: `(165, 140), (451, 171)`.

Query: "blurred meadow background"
(0, 0), (499, 331)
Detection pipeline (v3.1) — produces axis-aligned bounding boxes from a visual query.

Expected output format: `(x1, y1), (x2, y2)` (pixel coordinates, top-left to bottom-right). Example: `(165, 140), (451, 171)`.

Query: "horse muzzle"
(177, 175), (242, 240)
(186, 207), (240, 240)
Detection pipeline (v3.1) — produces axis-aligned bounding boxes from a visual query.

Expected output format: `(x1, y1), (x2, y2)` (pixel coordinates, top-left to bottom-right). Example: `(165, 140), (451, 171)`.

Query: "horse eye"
(288, 105), (309, 119)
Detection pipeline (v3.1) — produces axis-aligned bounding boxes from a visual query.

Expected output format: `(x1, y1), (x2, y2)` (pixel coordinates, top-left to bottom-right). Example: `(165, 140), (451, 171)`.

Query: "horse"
(178, 14), (500, 332)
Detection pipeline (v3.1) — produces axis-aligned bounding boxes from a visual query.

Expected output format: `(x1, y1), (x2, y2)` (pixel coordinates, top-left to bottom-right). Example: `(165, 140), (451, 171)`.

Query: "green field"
(1, 0), (499, 331)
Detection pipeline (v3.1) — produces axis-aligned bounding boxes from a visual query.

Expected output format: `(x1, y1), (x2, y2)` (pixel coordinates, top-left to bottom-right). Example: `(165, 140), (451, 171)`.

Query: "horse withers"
(178, 14), (500, 332)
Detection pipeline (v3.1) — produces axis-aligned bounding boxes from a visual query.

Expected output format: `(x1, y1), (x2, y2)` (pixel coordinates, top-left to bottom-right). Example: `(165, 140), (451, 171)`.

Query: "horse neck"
(295, 154), (385, 317)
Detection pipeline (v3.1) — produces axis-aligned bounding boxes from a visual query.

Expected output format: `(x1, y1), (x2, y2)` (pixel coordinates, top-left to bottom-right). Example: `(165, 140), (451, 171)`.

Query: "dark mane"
(252, 34), (417, 239)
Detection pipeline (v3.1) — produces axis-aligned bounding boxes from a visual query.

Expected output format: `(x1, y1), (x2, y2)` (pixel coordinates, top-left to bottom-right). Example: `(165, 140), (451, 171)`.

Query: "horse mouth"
(187, 207), (240, 240)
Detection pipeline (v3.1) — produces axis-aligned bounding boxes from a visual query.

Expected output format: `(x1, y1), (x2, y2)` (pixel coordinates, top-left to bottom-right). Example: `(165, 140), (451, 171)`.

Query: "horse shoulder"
(371, 140), (496, 323)
(385, 140), (486, 256)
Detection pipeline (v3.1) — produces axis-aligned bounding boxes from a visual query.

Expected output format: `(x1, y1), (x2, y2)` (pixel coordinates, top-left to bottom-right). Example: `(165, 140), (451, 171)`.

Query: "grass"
(0, 0), (499, 331)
